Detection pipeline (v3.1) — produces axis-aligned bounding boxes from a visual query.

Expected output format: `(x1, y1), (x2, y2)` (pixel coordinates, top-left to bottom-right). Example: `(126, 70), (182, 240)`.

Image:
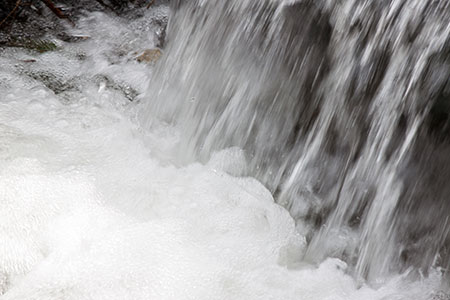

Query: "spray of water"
(141, 0), (450, 282)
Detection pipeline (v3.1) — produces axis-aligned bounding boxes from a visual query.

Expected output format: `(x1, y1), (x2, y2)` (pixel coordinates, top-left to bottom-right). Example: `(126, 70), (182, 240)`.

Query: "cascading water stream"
(0, 0), (448, 298)
(141, 0), (450, 282)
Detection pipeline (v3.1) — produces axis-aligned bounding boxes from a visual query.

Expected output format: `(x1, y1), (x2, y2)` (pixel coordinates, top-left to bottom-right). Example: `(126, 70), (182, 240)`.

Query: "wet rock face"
(424, 42), (450, 142)
(0, 0), (97, 45)
(0, 0), (169, 46)
(278, 1), (332, 138)
(396, 40), (450, 273)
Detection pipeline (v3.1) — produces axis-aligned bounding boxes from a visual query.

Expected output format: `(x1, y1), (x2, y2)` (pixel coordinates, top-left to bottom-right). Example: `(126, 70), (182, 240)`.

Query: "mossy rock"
(1, 38), (59, 53)
(23, 39), (59, 53)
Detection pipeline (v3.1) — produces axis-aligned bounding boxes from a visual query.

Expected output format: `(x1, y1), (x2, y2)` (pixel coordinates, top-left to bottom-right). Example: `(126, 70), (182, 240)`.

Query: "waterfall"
(141, 0), (450, 282)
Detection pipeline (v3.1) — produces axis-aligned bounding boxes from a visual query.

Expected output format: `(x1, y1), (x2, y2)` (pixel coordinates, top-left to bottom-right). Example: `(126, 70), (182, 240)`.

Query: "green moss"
(2, 38), (59, 53)
(23, 39), (59, 53)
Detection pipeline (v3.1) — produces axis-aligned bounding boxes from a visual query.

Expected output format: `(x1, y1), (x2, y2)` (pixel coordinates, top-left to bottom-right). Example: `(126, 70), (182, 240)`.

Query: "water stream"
(0, 0), (449, 299)
(142, 0), (450, 283)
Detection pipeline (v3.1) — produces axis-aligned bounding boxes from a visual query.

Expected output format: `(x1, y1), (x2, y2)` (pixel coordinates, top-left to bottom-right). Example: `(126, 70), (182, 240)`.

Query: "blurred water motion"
(142, 0), (450, 282)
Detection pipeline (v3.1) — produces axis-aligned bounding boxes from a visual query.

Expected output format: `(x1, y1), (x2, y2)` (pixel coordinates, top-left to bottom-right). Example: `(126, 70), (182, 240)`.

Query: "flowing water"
(142, 0), (450, 283)
(0, 0), (449, 299)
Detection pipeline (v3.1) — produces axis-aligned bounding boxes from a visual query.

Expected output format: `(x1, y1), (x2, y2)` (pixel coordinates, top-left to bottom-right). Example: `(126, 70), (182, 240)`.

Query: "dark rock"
(0, 0), (167, 48)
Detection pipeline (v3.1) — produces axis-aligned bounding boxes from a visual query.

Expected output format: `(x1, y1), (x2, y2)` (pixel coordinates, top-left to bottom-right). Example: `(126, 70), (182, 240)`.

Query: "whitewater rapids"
(0, 7), (446, 300)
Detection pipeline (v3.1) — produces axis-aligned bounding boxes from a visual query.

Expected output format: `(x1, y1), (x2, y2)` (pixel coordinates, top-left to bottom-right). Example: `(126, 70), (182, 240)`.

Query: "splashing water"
(142, 0), (450, 283)
(0, 1), (448, 300)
